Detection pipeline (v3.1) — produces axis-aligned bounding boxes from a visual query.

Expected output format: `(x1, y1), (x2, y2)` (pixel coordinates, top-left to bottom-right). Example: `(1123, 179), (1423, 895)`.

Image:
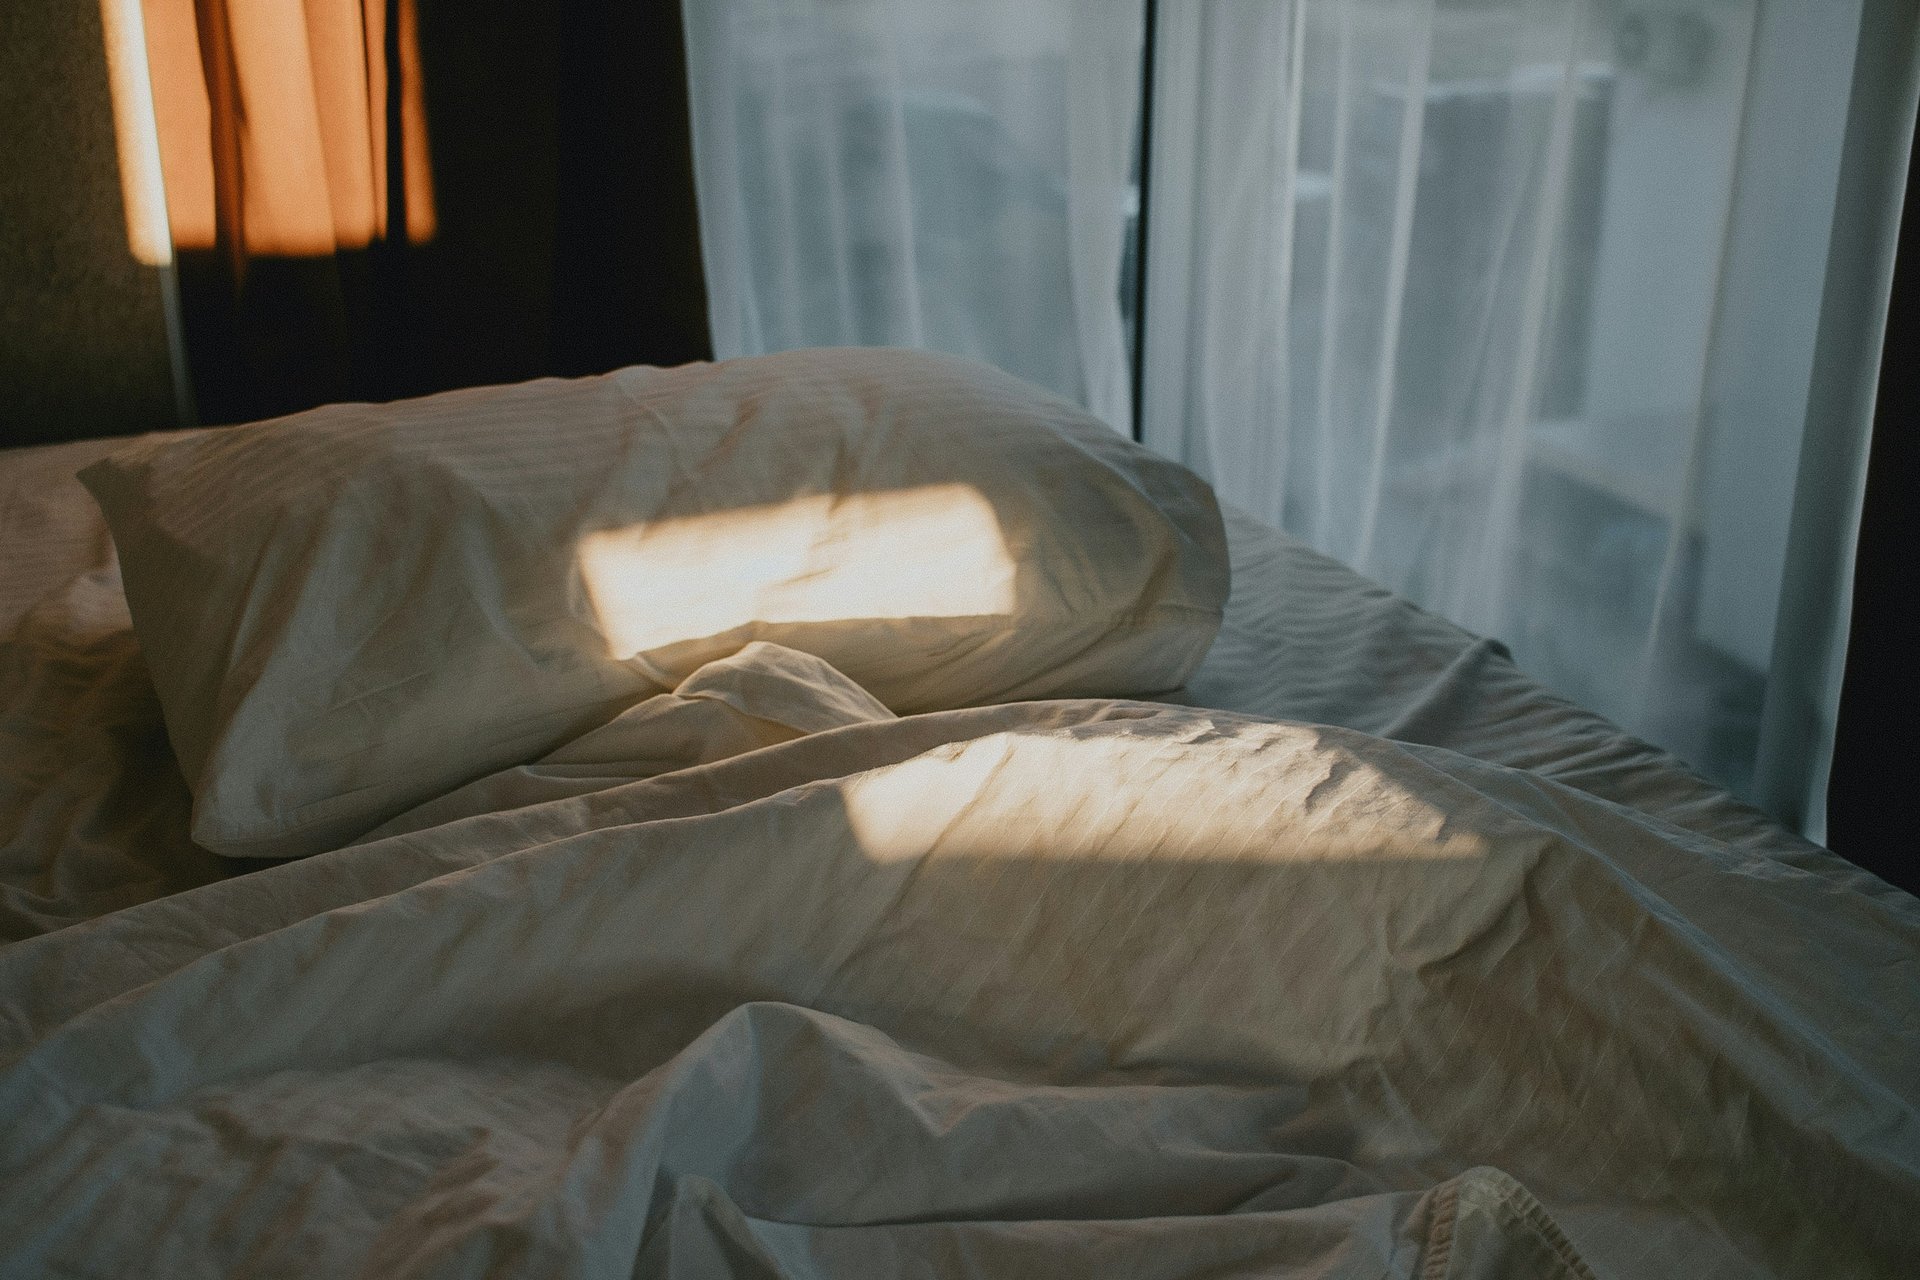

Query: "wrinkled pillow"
(83, 347), (1228, 858)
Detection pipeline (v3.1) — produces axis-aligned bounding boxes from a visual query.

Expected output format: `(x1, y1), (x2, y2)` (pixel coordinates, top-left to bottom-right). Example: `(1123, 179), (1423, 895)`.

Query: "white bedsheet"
(0, 430), (1854, 933)
(1, 436), (1916, 1277)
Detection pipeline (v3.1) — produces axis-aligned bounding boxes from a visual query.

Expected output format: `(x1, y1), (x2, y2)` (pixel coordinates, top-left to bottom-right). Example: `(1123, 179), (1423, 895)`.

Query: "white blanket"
(2, 437), (1916, 1276)
(2, 625), (1917, 1277)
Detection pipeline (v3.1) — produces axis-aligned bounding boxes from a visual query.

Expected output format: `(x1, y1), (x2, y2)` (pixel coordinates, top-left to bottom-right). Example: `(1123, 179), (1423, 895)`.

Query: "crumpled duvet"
(2, 628), (1916, 1279)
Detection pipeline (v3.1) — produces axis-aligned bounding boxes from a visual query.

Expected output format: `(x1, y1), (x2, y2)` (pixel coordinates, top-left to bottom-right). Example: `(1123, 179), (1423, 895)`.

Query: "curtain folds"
(130, 0), (714, 428)
(135, 0), (436, 423)
(680, 0), (1912, 838)
(140, 0), (435, 263)
(1141, 0), (1905, 836)
(682, 0), (1144, 431)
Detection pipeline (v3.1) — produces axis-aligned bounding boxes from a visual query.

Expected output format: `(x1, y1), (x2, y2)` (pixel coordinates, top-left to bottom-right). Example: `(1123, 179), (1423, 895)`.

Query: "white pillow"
(83, 348), (1228, 858)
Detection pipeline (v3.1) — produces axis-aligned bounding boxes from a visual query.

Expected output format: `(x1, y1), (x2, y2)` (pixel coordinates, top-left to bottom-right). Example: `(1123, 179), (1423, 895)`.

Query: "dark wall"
(546, 0), (713, 379)
(403, 0), (711, 389)
(0, 0), (181, 447)
(1827, 103), (1919, 893)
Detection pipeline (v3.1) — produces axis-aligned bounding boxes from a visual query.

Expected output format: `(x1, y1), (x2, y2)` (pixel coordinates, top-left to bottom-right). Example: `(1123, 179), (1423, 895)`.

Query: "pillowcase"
(83, 347), (1228, 858)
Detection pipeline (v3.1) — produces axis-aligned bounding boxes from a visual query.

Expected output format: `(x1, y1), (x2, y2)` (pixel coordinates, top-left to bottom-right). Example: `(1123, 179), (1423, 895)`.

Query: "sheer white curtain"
(682, 0), (1914, 837)
(1142, 0), (1913, 833)
(681, 0), (1143, 430)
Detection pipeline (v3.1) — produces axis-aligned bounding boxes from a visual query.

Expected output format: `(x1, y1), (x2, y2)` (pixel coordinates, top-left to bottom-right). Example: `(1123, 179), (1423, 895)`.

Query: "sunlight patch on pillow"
(580, 484), (1015, 668)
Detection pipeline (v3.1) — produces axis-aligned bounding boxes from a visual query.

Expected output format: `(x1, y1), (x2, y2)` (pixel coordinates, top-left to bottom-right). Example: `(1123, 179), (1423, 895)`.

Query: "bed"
(1, 353), (1914, 1278)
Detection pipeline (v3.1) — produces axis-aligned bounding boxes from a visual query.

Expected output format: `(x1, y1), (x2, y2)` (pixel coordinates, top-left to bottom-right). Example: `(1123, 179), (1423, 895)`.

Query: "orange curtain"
(133, 0), (436, 423)
(141, 0), (434, 266)
(115, 0), (712, 428)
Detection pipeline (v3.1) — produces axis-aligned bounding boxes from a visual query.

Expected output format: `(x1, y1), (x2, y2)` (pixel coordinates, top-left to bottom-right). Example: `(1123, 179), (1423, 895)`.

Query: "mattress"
(1, 431), (1914, 1277)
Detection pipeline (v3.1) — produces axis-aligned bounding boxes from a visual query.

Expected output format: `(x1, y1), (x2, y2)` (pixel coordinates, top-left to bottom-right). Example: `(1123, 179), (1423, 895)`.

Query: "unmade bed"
(0, 352), (1914, 1278)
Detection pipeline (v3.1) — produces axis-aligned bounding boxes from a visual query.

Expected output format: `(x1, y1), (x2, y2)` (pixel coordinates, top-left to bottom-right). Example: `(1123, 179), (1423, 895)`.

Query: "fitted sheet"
(1, 432), (1914, 1278)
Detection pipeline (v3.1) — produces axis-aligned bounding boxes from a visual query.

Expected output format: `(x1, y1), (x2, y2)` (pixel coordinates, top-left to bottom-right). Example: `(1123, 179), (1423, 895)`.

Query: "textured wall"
(0, 0), (180, 448)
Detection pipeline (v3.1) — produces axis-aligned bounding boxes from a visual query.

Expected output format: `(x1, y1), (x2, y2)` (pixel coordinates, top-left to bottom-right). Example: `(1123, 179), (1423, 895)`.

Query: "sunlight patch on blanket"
(840, 725), (1491, 866)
